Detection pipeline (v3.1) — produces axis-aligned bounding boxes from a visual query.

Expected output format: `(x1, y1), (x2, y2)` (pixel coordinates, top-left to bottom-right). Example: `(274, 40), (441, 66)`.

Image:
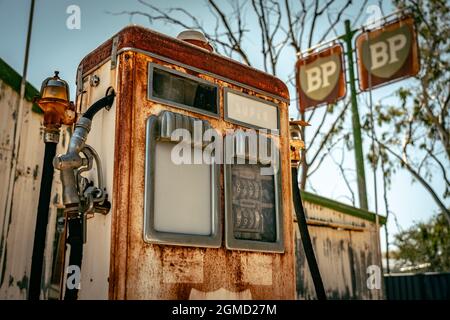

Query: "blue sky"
(0, 0), (448, 254)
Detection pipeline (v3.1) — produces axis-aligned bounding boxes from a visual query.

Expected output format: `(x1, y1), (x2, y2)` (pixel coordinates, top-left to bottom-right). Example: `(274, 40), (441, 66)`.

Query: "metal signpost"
(296, 12), (419, 212)
(343, 20), (369, 210)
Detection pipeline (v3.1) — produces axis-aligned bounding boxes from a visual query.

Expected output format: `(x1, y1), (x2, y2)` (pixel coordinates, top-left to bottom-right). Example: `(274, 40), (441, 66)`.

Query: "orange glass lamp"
(289, 119), (309, 167)
(35, 71), (75, 142)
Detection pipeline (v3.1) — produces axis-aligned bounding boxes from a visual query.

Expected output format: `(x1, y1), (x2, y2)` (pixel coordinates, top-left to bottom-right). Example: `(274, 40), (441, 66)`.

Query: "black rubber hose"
(82, 88), (115, 120)
(63, 217), (83, 300)
(292, 167), (327, 300)
(29, 141), (58, 300)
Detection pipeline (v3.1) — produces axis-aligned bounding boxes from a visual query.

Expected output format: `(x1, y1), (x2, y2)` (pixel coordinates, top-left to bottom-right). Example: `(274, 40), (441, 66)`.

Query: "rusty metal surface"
(109, 52), (134, 300)
(108, 51), (296, 299)
(78, 26), (289, 101)
(295, 201), (383, 300)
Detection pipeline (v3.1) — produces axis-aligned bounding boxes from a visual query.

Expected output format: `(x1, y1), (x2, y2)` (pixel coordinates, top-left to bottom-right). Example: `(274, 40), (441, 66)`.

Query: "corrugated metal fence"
(385, 273), (450, 300)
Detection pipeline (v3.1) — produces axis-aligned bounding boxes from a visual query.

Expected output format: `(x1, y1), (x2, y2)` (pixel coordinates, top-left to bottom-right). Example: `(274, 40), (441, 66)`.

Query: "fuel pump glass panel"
(144, 111), (221, 248)
(225, 134), (284, 253)
(224, 88), (279, 130)
(154, 142), (212, 235)
(230, 163), (277, 242)
(148, 64), (218, 116)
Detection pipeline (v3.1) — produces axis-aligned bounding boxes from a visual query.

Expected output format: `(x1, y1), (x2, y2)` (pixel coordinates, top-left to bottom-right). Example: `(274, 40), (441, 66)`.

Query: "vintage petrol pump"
(52, 26), (296, 299)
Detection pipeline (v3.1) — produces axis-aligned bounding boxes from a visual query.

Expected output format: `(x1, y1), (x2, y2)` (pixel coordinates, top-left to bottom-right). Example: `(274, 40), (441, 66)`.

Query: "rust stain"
(109, 52), (135, 300)
(162, 249), (204, 284)
(104, 49), (296, 300)
(78, 26), (289, 101)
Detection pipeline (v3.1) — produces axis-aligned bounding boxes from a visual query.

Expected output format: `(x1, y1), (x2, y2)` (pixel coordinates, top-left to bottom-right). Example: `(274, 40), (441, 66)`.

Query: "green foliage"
(393, 212), (450, 272)
(364, 0), (450, 219)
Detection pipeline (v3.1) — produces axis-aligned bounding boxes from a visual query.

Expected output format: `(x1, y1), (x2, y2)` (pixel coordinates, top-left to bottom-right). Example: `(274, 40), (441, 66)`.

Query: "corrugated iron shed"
(297, 191), (386, 300)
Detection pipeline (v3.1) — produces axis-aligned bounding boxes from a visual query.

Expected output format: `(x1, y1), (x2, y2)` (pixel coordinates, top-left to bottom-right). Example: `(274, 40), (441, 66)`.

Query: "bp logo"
(361, 24), (412, 78)
(299, 53), (341, 101)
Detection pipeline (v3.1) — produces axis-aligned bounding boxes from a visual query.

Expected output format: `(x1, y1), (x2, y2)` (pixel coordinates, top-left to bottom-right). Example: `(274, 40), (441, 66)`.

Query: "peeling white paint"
(0, 79), (44, 299)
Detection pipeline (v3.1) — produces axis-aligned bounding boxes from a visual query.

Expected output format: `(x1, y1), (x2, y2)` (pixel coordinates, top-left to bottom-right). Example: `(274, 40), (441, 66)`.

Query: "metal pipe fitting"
(53, 117), (92, 207)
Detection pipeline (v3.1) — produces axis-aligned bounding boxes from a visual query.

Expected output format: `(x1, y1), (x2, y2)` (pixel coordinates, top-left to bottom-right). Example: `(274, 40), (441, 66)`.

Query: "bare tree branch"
(307, 135), (345, 177)
(426, 148), (450, 187)
(207, 0), (252, 65)
(308, 102), (350, 167)
(330, 143), (356, 206)
(307, 0), (320, 47)
(377, 138), (450, 224)
(317, 0), (353, 43)
(284, 0), (300, 52)
(381, 157), (391, 273)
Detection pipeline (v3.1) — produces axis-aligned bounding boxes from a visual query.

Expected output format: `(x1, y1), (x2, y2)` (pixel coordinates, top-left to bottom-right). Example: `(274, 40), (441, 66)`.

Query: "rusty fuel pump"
(34, 26), (300, 300)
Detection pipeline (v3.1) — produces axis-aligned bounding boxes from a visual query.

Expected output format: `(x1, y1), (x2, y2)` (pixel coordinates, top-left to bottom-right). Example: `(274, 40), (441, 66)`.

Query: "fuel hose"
(292, 166), (327, 300)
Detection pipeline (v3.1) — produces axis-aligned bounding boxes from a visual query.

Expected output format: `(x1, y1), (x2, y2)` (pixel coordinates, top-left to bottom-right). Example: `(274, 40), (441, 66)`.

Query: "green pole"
(344, 20), (368, 210)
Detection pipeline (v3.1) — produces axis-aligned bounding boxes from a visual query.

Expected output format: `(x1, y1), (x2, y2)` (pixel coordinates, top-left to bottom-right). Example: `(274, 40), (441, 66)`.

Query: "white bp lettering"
(369, 34), (407, 70)
(305, 60), (337, 93)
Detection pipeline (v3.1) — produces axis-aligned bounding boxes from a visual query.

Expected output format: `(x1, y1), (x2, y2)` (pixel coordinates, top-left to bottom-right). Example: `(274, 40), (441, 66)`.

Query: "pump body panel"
(73, 26), (295, 300)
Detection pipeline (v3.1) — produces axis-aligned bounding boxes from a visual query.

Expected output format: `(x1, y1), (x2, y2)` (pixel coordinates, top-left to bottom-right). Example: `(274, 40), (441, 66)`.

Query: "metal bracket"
(75, 144), (111, 243)
(76, 64), (83, 96)
(110, 36), (119, 69)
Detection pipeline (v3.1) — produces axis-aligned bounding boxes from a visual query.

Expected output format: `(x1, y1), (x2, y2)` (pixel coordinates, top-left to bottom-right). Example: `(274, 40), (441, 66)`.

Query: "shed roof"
(0, 57), (41, 114)
(301, 190), (387, 224)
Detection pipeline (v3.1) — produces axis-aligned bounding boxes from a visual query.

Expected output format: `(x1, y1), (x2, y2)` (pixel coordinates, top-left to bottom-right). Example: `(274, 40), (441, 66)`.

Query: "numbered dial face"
(230, 164), (276, 242)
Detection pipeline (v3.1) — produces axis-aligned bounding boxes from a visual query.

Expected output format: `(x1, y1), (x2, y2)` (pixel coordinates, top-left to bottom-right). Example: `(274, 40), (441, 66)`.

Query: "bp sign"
(356, 16), (420, 90)
(296, 44), (346, 111)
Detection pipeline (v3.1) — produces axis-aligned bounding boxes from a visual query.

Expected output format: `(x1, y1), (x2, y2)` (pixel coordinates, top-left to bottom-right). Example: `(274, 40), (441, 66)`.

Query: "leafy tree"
(365, 0), (450, 224)
(392, 212), (450, 272)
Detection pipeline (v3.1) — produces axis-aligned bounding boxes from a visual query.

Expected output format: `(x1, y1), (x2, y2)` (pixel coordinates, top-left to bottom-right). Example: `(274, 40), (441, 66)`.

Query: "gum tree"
(364, 0), (450, 224)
